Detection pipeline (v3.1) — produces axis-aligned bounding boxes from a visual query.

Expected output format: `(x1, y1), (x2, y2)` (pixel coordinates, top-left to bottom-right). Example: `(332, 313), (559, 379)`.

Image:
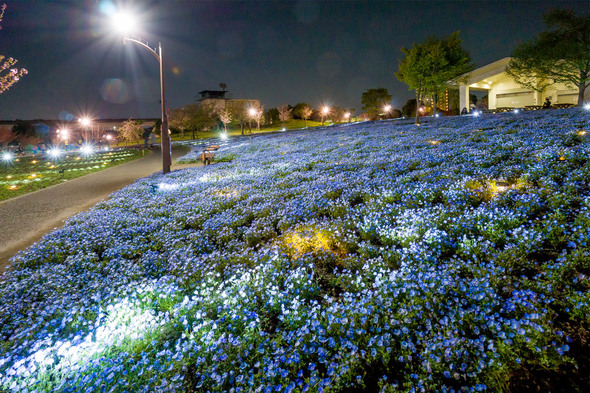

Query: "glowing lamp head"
(584, 103), (590, 111)
(79, 117), (91, 127)
(344, 112), (350, 119)
(112, 11), (138, 35)
(220, 133), (228, 141)
(248, 108), (257, 117)
(513, 109), (520, 114)
(322, 106), (330, 115)
(383, 105), (391, 112)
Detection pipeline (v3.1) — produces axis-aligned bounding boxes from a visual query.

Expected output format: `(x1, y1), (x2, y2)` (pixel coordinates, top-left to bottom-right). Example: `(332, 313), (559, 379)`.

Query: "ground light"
(1, 152), (13, 162)
(47, 148), (63, 160)
(585, 103), (590, 111)
(80, 144), (94, 157)
(220, 133), (228, 141)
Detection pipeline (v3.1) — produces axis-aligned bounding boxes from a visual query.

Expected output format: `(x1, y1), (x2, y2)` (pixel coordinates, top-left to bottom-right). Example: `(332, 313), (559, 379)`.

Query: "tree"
(265, 107), (279, 125)
(250, 105), (264, 130)
(300, 105), (313, 126)
(218, 108), (232, 133)
(0, 128), (17, 146)
(361, 88), (392, 120)
(505, 9), (590, 106)
(172, 102), (218, 139)
(402, 99), (416, 118)
(168, 106), (189, 138)
(0, 4), (27, 94)
(228, 101), (249, 135)
(277, 104), (293, 126)
(396, 31), (474, 123)
(292, 103), (310, 119)
(119, 119), (143, 143)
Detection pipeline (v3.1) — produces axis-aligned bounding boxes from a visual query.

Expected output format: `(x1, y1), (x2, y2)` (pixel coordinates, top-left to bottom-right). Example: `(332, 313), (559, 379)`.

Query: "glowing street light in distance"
(79, 117), (91, 127)
(57, 128), (69, 142)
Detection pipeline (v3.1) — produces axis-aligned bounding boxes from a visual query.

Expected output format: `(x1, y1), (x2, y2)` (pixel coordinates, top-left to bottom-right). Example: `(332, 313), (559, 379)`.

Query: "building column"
(459, 84), (469, 113)
(533, 90), (542, 106)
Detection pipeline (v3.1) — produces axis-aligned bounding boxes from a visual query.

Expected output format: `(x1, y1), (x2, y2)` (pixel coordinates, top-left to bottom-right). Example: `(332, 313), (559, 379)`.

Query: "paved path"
(0, 146), (197, 273)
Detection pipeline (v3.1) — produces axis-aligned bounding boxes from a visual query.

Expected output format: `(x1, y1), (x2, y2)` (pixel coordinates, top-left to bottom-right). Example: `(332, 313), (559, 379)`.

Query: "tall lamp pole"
(122, 37), (171, 174)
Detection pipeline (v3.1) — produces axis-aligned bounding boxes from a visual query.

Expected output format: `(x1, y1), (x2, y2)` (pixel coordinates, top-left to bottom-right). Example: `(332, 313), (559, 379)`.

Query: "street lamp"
(114, 12), (171, 174)
(78, 117), (92, 142)
(383, 104), (392, 119)
(248, 107), (257, 133)
(321, 106), (330, 125)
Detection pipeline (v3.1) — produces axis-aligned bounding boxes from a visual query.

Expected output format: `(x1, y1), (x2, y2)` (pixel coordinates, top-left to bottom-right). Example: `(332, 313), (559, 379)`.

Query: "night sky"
(0, 0), (586, 121)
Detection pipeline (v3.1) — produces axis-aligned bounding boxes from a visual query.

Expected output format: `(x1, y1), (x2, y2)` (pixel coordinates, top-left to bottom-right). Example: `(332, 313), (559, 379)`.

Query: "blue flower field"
(1, 109), (589, 392)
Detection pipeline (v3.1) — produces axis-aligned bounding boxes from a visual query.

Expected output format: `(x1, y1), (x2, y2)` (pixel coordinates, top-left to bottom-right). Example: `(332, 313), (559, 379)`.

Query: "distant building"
(198, 90), (260, 113)
(455, 57), (589, 112)
(0, 118), (158, 145)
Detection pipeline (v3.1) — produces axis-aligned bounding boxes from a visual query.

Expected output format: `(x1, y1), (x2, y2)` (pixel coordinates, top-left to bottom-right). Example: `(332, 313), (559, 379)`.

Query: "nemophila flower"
(0, 109), (589, 392)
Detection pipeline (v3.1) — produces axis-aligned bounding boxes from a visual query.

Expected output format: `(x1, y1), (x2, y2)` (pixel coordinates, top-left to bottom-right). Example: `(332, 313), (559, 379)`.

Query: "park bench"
(201, 144), (220, 165)
(552, 103), (574, 109)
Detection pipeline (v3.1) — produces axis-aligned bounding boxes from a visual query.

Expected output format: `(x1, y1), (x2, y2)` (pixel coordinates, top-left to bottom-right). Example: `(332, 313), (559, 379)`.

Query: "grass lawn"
(1, 109), (589, 392)
(0, 148), (146, 202)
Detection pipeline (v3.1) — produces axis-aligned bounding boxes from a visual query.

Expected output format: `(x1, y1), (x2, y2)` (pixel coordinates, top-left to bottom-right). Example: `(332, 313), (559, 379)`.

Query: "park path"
(0, 146), (196, 273)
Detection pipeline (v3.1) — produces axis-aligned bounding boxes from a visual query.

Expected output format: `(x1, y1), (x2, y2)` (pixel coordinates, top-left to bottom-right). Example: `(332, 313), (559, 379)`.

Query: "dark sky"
(0, 0), (586, 120)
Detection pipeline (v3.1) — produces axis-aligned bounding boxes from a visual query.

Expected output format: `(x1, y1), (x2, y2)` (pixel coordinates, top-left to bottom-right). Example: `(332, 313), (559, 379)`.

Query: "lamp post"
(122, 37), (171, 174)
(321, 106), (330, 125)
(383, 104), (392, 119)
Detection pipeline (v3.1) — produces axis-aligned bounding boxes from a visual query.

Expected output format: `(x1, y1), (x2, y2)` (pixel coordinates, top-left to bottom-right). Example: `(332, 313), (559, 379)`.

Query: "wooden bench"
(201, 144), (219, 165)
(552, 103), (574, 109)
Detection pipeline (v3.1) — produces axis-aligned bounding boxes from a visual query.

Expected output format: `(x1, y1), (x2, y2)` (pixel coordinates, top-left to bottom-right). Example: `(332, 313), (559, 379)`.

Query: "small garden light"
(80, 144), (94, 156)
(1, 152), (13, 162)
(48, 148), (63, 159)
(584, 103), (590, 111)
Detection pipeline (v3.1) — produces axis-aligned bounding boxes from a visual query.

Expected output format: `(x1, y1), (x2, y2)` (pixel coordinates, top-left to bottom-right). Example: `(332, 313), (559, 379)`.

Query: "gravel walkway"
(0, 146), (196, 273)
